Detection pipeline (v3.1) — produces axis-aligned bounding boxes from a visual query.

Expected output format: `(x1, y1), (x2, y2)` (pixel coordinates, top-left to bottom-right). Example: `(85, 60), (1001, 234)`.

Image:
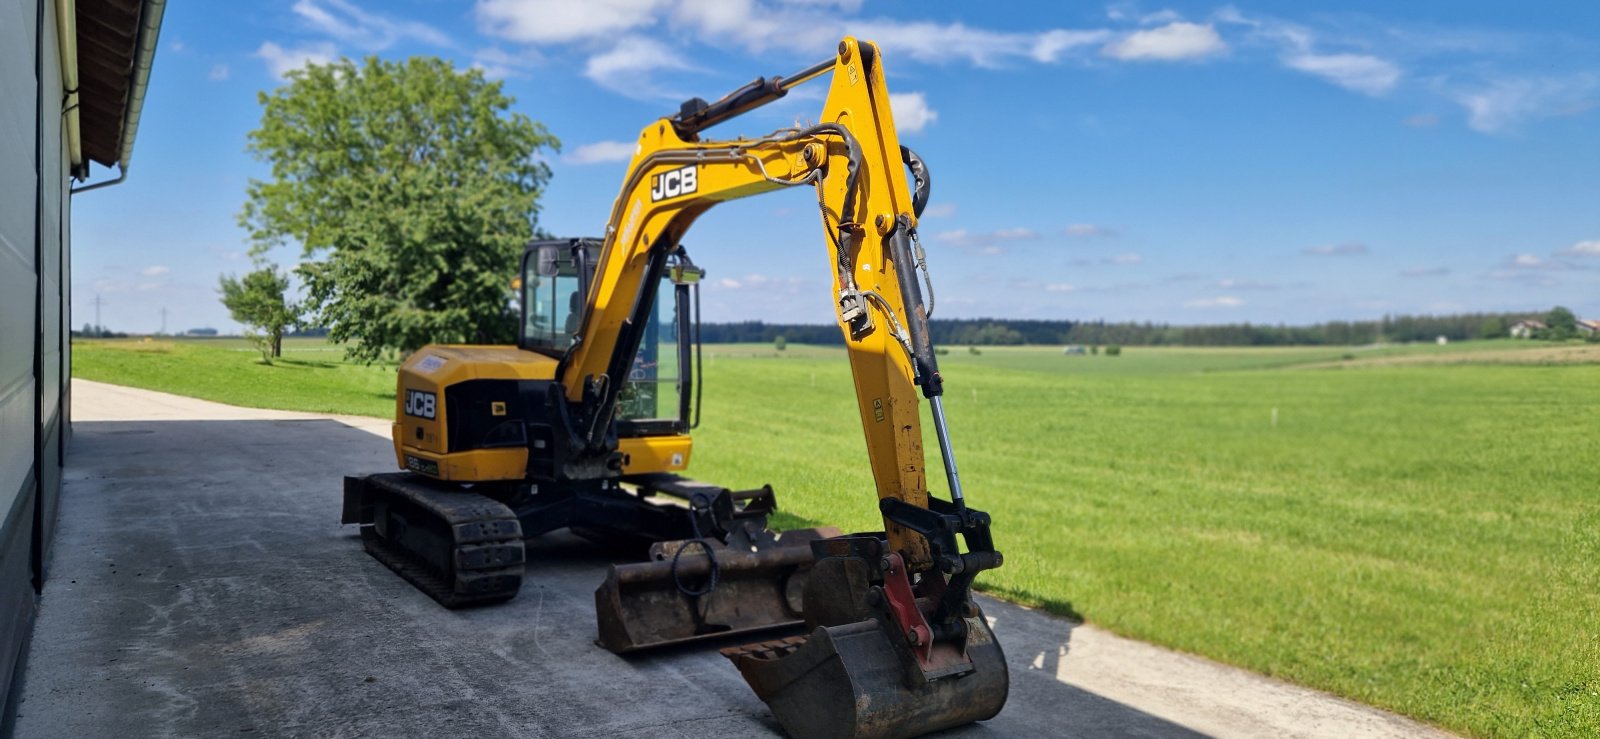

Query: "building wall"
(0, 0), (71, 705)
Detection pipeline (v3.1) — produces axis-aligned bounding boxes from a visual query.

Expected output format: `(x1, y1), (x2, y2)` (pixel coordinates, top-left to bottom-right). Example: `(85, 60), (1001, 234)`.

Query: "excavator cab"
(520, 238), (598, 355)
(520, 238), (702, 435)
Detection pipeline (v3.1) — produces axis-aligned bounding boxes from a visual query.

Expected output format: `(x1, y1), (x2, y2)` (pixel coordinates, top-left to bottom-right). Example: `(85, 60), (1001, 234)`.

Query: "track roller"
(344, 473), (525, 608)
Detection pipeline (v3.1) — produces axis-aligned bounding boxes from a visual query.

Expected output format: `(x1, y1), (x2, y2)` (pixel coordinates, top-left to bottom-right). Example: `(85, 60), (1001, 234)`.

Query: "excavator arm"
(566, 38), (969, 574)
(578, 38), (1008, 738)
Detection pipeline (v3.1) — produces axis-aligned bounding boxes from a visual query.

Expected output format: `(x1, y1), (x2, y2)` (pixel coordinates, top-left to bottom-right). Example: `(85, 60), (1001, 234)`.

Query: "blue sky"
(73, 0), (1600, 333)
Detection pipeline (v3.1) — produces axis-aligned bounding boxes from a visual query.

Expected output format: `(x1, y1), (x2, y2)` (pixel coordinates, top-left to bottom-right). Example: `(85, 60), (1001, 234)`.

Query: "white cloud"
(293, 0), (451, 50)
(920, 202), (956, 218)
(1495, 253), (1585, 275)
(565, 140), (637, 164)
(1045, 283), (1076, 292)
(1186, 296), (1244, 308)
(1030, 29), (1117, 63)
(477, 0), (663, 44)
(1283, 53), (1400, 96)
(1216, 278), (1280, 289)
(933, 228), (1039, 252)
(1302, 242), (1369, 256)
(1138, 10), (1184, 26)
(1399, 266), (1450, 277)
(1065, 224), (1116, 237)
(1102, 22), (1226, 62)
(584, 36), (697, 97)
(1403, 113), (1439, 128)
(844, 21), (1110, 67)
(888, 92), (937, 133)
(1452, 75), (1599, 134)
(672, 0), (780, 40)
(472, 47), (541, 79)
(257, 41), (338, 79)
(717, 277), (742, 289)
(1560, 240), (1600, 256)
(1071, 252), (1146, 267)
(780, 0), (863, 10)
(208, 64), (230, 81)
(141, 265), (170, 276)
(1218, 9), (1402, 97)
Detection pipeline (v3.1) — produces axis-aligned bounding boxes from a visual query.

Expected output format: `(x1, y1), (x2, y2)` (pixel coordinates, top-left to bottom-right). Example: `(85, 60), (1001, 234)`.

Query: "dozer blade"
(723, 614), (1009, 739)
(594, 528), (838, 652)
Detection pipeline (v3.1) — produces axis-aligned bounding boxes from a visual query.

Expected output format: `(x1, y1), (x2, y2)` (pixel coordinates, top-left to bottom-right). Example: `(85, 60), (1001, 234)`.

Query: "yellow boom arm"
(563, 38), (953, 570)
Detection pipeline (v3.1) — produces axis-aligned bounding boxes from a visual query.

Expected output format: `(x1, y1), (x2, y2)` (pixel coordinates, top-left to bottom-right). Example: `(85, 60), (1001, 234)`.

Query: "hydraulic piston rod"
(928, 395), (965, 506)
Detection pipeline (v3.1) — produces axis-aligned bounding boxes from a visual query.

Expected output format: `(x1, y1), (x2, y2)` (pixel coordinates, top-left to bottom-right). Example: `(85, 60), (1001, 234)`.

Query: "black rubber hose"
(901, 145), (931, 218)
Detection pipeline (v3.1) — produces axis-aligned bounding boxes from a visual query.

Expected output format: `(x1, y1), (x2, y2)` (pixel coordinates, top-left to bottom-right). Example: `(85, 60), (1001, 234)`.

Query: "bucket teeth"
(725, 616), (1008, 739)
(725, 534), (1010, 738)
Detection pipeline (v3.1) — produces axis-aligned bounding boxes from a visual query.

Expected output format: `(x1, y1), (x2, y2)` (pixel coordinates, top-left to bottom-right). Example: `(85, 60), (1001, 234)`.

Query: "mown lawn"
(73, 337), (397, 417)
(73, 337), (1600, 737)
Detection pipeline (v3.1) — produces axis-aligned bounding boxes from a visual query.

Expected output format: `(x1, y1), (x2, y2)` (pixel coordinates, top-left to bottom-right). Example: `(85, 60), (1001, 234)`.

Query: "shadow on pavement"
(11, 419), (1210, 738)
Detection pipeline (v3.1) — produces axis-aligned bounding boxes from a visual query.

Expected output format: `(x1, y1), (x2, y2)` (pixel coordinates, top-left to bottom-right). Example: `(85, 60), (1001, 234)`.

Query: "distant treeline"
(700, 312), (1544, 347)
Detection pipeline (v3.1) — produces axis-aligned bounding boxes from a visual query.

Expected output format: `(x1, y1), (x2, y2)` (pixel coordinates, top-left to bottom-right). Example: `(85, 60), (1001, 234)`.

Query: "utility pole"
(93, 294), (104, 333)
(159, 307), (168, 335)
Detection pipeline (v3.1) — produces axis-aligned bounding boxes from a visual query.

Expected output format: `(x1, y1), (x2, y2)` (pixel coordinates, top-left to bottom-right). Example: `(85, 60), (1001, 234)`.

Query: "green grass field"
(73, 337), (1600, 737)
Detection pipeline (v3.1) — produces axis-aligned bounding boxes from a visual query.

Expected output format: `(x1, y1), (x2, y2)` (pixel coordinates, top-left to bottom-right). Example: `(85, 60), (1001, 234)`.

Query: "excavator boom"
(581, 38), (1009, 737)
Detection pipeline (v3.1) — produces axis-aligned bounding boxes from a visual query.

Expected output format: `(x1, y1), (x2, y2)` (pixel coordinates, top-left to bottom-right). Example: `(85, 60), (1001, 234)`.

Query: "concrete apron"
(11, 380), (1453, 738)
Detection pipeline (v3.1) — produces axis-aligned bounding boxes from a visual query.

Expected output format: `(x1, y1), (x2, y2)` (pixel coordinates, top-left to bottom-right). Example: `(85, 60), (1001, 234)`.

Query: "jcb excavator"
(342, 37), (1007, 738)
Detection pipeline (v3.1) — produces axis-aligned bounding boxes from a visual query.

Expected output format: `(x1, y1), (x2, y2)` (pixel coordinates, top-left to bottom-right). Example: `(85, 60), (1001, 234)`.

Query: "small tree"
(1105, 344), (1122, 356)
(1543, 306), (1577, 340)
(219, 266), (299, 362)
(774, 335), (787, 351)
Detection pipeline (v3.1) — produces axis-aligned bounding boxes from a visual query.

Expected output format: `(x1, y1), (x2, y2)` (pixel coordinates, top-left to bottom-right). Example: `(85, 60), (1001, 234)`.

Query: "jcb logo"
(650, 165), (697, 202)
(404, 389), (436, 419)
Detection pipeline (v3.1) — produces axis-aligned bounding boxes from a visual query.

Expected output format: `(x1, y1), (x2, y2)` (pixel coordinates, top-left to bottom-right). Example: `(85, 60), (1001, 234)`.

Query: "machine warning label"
(650, 165), (697, 202)
(404, 389), (437, 419)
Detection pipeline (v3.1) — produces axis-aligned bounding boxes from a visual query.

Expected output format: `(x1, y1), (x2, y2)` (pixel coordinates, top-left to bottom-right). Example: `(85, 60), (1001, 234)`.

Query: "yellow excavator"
(342, 37), (1007, 738)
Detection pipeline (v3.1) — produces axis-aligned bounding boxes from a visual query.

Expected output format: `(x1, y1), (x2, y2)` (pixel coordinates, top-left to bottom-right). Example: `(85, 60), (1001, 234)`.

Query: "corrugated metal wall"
(1, 0), (71, 705)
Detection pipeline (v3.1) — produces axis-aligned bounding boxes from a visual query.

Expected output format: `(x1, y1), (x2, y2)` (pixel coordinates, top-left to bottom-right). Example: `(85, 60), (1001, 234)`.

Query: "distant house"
(1577, 319), (1600, 336)
(1509, 319), (1546, 339)
(1062, 345), (1087, 355)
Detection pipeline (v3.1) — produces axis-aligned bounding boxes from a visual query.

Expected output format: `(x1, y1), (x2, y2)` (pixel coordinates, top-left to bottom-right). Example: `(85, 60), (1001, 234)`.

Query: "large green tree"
(241, 57), (559, 362)
(219, 265), (299, 361)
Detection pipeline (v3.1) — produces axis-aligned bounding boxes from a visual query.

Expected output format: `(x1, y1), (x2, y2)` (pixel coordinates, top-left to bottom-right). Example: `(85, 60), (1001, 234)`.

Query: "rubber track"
(360, 473), (525, 609)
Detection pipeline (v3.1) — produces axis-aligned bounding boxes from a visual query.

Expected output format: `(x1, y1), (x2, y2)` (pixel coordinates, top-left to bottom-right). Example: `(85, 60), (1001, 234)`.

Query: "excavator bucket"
(722, 537), (1009, 739)
(724, 617), (1008, 739)
(594, 527), (840, 652)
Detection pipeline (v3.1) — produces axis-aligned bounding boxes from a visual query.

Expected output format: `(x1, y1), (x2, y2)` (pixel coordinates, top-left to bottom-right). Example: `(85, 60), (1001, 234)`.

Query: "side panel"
(0, 479), (36, 710)
(0, 0), (40, 710)
(35, 0), (66, 583)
